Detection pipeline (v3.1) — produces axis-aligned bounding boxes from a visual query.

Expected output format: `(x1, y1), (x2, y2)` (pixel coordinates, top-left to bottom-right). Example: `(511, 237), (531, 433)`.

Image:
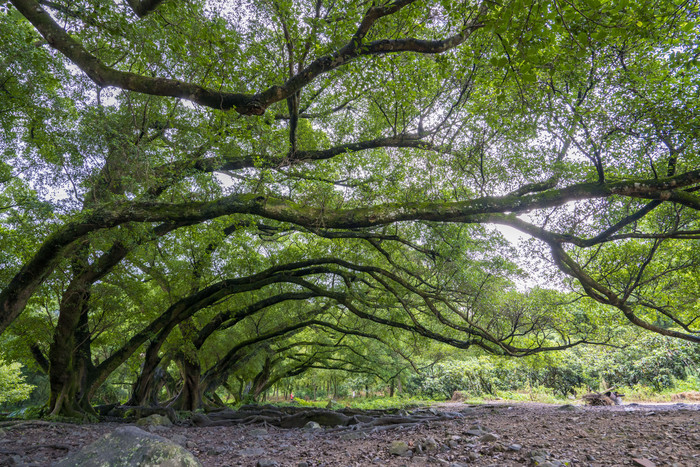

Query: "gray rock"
(389, 440), (412, 456)
(169, 434), (187, 445)
(340, 431), (368, 440)
(256, 460), (278, 467)
(53, 426), (200, 467)
(239, 447), (266, 456)
(417, 437), (438, 452)
(297, 462), (310, 467)
(507, 443), (522, 451)
(491, 442), (507, 452)
(302, 421), (322, 431)
(147, 425), (171, 433)
(136, 414), (173, 427)
(479, 433), (500, 442)
(249, 428), (269, 436)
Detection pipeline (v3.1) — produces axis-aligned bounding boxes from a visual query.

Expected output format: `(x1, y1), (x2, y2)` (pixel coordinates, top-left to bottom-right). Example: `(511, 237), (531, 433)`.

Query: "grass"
(256, 396), (442, 411)
(238, 378), (699, 411)
(257, 386), (691, 411)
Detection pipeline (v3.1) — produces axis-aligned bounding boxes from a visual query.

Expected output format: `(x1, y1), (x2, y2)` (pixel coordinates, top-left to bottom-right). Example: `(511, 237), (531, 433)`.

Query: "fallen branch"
(582, 390), (624, 406)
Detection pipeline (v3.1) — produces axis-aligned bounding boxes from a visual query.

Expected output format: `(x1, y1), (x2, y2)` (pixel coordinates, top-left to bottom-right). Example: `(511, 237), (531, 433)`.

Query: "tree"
(1, 0), (699, 416)
(0, 359), (35, 406)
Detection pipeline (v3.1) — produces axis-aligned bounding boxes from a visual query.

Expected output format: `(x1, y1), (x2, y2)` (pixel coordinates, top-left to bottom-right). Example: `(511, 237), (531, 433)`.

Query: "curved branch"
(2, 169), (700, 335)
(87, 261), (345, 391)
(549, 243), (700, 344)
(10, 0), (485, 115)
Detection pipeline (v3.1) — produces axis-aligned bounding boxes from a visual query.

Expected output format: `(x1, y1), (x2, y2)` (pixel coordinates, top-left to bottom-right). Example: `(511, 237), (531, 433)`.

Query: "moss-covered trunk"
(48, 309), (95, 416)
(252, 356), (272, 401)
(128, 344), (164, 406)
(170, 352), (202, 411)
(48, 250), (96, 417)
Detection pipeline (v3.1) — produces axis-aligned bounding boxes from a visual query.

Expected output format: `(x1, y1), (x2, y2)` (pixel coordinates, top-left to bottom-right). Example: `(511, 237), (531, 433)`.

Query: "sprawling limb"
(2, 169), (699, 335)
(10, 0), (486, 114)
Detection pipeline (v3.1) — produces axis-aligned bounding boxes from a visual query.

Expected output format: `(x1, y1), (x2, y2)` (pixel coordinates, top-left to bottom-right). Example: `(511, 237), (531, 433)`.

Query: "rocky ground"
(0, 402), (698, 466)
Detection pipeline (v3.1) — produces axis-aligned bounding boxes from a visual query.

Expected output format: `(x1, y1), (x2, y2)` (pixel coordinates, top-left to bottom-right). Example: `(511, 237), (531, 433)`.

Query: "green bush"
(0, 360), (35, 406)
(403, 335), (700, 401)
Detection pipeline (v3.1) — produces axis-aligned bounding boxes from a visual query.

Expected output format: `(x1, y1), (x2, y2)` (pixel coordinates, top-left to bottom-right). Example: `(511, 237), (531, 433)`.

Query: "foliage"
(0, 0), (699, 416)
(341, 396), (439, 411)
(0, 359), (35, 406)
(596, 336), (700, 391)
(407, 359), (503, 399)
(402, 336), (700, 400)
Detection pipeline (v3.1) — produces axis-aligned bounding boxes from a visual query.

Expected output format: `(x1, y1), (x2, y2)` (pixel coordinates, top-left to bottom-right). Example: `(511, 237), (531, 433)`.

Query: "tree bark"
(170, 350), (202, 411)
(252, 357), (272, 401)
(48, 247), (95, 417)
(127, 344), (165, 406)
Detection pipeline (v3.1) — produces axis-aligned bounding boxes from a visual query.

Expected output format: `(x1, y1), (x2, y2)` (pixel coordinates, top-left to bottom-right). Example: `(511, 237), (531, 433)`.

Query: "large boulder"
(54, 426), (201, 466)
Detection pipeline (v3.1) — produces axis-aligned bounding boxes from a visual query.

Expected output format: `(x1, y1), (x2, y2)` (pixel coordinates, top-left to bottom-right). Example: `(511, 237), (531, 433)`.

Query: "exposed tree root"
(191, 404), (466, 432)
(94, 404), (177, 421)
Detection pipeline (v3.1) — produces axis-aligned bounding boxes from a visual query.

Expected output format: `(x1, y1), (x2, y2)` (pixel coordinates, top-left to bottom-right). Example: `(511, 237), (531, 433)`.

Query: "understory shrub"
(0, 360), (35, 407)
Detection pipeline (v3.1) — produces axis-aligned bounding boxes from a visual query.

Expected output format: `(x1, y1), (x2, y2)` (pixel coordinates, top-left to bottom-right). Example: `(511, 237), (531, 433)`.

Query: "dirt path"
(1, 402), (698, 466)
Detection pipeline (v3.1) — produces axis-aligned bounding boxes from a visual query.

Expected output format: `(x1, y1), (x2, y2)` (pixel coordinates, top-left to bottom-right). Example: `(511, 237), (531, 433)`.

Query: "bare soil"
(1, 402), (698, 466)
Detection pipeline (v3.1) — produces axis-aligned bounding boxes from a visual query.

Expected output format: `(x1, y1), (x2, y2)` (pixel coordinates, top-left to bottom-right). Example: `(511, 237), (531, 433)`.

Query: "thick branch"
(10, 0), (484, 115)
(87, 261), (342, 391)
(2, 169), (699, 335)
(549, 243), (700, 344)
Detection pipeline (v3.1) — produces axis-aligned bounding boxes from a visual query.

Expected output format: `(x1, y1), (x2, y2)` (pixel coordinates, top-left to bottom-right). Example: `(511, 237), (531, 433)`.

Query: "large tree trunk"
(48, 253), (95, 417)
(169, 318), (203, 411)
(127, 344), (165, 406)
(127, 312), (185, 406)
(252, 356), (272, 401)
(169, 352), (202, 411)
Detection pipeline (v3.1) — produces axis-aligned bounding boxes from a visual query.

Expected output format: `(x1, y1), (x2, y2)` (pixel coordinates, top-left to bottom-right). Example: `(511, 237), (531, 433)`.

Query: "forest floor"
(0, 401), (698, 466)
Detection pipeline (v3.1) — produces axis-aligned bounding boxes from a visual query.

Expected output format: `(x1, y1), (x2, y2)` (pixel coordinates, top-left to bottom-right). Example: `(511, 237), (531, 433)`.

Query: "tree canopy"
(1, 0), (698, 416)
